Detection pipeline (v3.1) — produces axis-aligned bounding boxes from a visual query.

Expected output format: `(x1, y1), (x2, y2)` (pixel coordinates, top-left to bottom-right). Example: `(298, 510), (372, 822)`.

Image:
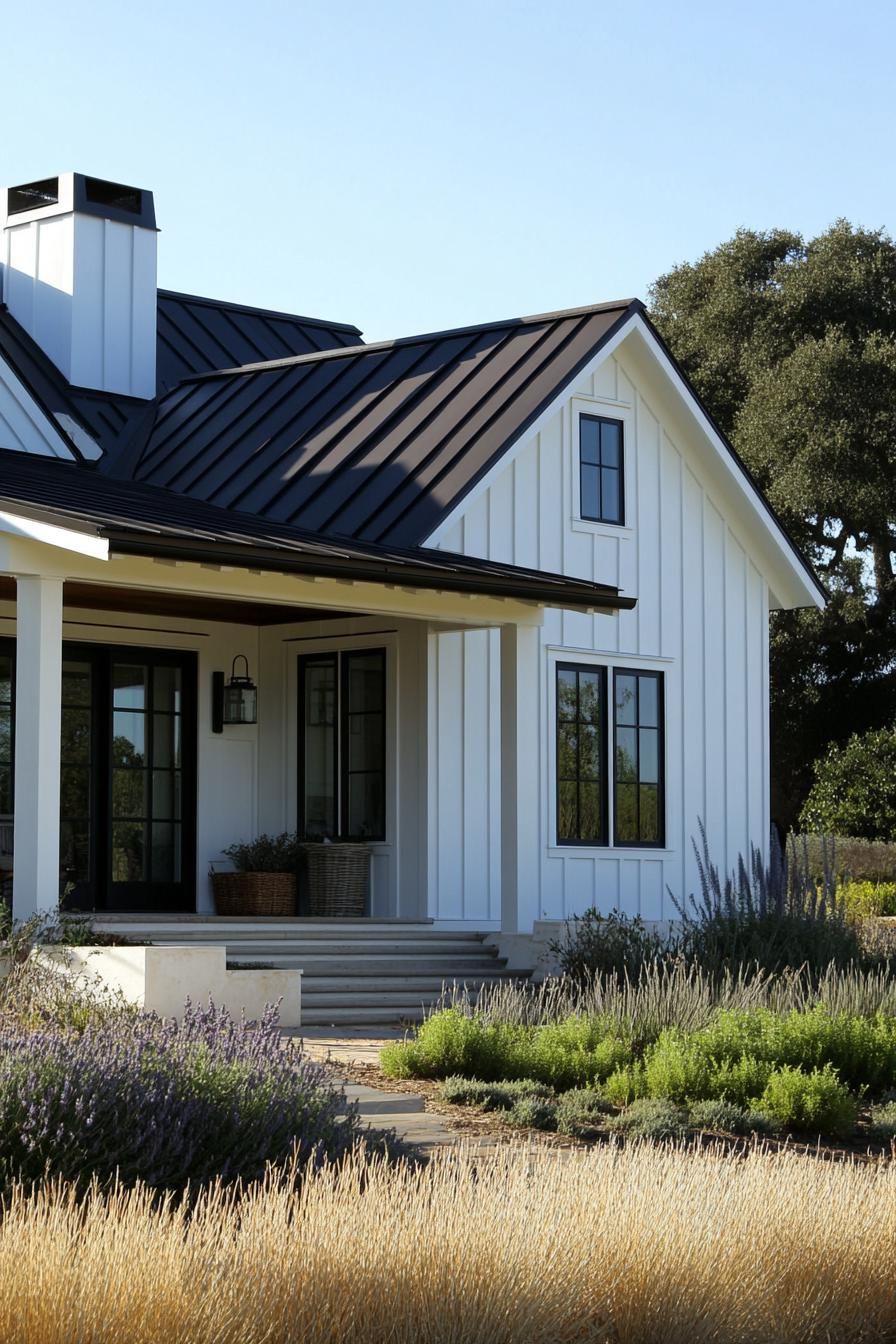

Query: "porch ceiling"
(0, 576), (358, 626)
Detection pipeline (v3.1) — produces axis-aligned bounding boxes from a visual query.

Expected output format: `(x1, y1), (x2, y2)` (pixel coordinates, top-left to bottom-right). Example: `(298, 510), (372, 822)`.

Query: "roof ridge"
(177, 299), (642, 385)
(156, 288), (363, 337)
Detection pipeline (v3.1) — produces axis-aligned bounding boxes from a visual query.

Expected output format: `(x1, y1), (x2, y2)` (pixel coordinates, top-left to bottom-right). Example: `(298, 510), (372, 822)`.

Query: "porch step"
(89, 917), (530, 1025)
(157, 939), (490, 957)
(300, 978), (507, 999)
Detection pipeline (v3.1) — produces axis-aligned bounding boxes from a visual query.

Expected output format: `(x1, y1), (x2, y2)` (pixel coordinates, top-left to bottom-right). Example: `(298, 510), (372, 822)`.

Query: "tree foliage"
(650, 222), (896, 827)
(800, 727), (896, 842)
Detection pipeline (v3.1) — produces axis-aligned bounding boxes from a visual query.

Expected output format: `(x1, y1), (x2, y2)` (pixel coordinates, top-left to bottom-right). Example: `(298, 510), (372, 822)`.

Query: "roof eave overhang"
(104, 531), (636, 614)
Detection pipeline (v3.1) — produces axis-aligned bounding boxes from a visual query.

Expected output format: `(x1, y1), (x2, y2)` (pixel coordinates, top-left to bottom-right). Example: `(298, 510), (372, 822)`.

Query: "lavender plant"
(0, 1000), (360, 1193)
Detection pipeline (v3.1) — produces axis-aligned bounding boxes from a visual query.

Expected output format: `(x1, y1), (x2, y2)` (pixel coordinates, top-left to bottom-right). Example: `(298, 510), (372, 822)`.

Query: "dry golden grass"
(0, 1141), (893, 1343)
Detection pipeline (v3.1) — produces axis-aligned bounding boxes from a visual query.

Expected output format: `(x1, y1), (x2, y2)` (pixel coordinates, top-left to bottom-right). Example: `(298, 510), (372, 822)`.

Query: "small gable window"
(579, 414), (624, 525)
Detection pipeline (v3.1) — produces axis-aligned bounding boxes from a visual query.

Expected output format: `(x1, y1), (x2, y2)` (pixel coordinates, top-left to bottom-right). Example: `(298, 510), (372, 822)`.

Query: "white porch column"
(500, 622), (541, 933)
(13, 575), (64, 922)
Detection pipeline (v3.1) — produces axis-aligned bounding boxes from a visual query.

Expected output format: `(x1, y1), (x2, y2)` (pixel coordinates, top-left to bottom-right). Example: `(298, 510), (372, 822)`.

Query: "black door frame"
(0, 637), (198, 913)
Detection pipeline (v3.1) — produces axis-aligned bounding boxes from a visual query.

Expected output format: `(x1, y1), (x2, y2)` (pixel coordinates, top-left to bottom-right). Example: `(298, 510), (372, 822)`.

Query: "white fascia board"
(0, 510), (108, 561)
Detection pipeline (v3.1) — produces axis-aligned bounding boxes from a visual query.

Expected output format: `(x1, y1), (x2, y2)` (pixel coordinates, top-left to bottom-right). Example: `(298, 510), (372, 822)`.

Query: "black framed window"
(556, 663), (607, 845)
(579, 414), (624, 524)
(299, 648), (386, 841)
(614, 670), (664, 847)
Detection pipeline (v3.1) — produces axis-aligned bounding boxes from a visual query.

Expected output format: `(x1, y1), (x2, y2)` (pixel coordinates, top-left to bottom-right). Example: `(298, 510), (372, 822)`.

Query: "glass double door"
(60, 645), (196, 912)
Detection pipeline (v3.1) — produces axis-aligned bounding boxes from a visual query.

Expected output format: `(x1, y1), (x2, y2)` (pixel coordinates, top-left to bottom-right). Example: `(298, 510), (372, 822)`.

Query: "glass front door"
(1, 640), (196, 913)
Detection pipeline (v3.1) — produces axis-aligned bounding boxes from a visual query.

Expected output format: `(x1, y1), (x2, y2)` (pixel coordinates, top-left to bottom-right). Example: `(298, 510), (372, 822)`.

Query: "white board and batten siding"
(426, 344), (771, 928)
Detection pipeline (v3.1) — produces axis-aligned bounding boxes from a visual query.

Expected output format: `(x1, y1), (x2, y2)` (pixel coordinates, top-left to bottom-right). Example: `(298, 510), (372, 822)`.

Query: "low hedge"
(386, 1003), (896, 1137)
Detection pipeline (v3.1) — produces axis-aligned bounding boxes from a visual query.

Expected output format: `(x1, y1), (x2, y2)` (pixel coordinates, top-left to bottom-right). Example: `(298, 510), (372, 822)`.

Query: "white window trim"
(569, 395), (635, 537)
(546, 646), (669, 854)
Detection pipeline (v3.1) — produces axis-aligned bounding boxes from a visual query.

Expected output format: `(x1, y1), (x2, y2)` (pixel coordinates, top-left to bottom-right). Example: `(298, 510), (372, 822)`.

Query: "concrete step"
(230, 956), (508, 975)
(293, 974), (515, 993)
(301, 989), (488, 1009)
(301, 1006), (431, 1026)
(215, 939), (495, 957)
(90, 917), (437, 929)
(339, 1085), (424, 1116)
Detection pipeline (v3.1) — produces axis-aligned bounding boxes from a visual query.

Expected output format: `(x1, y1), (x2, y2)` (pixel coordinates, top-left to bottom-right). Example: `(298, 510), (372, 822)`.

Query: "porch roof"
(0, 451), (635, 613)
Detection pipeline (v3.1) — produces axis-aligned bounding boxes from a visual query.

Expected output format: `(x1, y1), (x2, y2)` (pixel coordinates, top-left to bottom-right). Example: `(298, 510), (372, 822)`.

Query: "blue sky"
(5, 0), (893, 341)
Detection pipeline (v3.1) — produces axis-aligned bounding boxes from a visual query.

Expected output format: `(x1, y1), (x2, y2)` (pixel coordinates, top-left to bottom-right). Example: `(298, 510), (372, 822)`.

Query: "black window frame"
(554, 661), (666, 850)
(612, 668), (665, 849)
(555, 662), (608, 847)
(297, 647), (387, 843)
(578, 413), (625, 526)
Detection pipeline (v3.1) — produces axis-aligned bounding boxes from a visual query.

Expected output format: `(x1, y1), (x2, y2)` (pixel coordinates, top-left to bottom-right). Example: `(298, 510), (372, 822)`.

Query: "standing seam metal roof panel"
(155, 291), (363, 393)
(127, 302), (637, 547)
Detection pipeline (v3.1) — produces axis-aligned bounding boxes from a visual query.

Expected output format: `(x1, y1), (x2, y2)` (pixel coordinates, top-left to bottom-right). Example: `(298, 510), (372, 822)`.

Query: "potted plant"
(300, 836), (372, 917)
(212, 832), (300, 917)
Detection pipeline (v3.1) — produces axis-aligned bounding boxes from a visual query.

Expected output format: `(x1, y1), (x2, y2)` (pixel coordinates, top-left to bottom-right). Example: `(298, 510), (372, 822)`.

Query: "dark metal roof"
(0, 451), (634, 612)
(0, 290), (364, 459)
(156, 291), (363, 394)
(123, 301), (639, 548)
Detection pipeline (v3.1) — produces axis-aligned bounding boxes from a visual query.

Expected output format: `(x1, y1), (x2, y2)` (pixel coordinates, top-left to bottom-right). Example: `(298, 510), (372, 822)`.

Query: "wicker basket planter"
(302, 844), (371, 918)
(211, 871), (297, 918)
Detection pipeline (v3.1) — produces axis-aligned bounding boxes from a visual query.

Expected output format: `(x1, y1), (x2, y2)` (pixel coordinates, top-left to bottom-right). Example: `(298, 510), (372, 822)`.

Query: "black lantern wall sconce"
(212, 655), (258, 732)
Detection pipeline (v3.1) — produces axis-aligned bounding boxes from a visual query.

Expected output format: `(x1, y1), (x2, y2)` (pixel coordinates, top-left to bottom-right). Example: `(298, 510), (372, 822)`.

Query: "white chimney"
(0, 173), (157, 399)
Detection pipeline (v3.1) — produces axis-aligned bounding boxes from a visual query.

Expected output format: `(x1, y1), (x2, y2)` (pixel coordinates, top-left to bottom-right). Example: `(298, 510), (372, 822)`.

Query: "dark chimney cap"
(4, 174), (156, 229)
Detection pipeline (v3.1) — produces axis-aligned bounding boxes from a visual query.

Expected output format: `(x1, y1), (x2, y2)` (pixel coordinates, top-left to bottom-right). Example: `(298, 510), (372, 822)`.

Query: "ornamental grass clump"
(0, 1000), (358, 1193)
(2, 1142), (896, 1343)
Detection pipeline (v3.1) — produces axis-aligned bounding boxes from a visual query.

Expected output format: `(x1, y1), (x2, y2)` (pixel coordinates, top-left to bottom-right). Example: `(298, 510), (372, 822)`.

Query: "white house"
(0, 172), (824, 951)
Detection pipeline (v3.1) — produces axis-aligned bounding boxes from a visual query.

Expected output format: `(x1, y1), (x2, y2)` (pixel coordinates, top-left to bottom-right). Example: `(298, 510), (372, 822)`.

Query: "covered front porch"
(0, 521), (558, 932)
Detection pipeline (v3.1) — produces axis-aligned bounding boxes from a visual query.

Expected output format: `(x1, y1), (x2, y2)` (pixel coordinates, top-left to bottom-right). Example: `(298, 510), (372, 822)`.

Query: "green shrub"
(222, 832), (301, 873)
(602, 1064), (649, 1107)
(642, 1030), (713, 1102)
(381, 1011), (632, 1090)
(436, 1077), (551, 1110)
(550, 909), (670, 983)
(608, 1098), (689, 1141)
(688, 1099), (767, 1135)
(554, 1089), (614, 1137)
(505, 1097), (557, 1131)
(801, 728), (896, 843)
(795, 833), (896, 884)
(756, 1065), (857, 1136)
(381, 1011), (505, 1081)
(698, 1006), (896, 1094)
(869, 1100), (896, 1140)
(839, 880), (896, 919)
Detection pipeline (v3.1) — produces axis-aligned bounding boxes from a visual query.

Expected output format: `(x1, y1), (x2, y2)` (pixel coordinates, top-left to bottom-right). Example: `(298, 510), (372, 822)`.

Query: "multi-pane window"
(60, 659), (93, 885)
(613, 670), (664, 846)
(299, 648), (386, 842)
(111, 661), (184, 885)
(556, 663), (664, 848)
(556, 664), (606, 844)
(579, 414), (624, 524)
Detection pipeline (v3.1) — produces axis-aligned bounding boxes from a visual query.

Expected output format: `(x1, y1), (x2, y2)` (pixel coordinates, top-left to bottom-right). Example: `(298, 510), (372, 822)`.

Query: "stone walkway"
(286, 1025), (501, 1156)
